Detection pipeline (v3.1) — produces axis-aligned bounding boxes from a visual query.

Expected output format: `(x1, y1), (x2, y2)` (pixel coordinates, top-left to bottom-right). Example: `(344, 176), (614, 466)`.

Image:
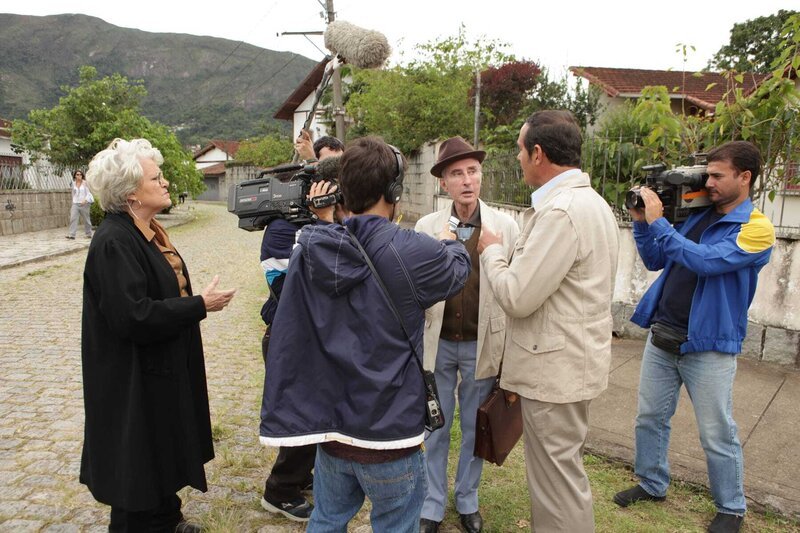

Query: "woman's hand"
(201, 275), (236, 312)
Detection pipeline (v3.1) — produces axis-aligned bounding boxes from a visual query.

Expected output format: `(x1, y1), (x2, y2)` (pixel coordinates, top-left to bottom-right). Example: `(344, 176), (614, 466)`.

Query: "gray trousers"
(421, 339), (494, 521)
(68, 203), (92, 237)
(522, 397), (594, 532)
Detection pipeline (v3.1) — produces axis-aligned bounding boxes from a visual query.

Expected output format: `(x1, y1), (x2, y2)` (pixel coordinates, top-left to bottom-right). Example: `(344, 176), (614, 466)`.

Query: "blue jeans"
(307, 445), (426, 533)
(634, 335), (745, 515)
(422, 339), (494, 521)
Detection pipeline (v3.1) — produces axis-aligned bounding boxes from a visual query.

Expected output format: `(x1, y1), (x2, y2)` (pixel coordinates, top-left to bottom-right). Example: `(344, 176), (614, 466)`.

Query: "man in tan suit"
(415, 137), (519, 533)
(479, 111), (619, 532)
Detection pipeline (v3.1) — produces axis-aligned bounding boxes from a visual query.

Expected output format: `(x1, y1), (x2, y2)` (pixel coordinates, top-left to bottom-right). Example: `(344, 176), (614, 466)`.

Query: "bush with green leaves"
(235, 134), (293, 167)
(12, 66), (204, 206)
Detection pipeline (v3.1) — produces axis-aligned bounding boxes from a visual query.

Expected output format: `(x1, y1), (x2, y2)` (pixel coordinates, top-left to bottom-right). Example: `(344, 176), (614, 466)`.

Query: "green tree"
(708, 9), (798, 73)
(11, 65), (203, 204)
(583, 12), (800, 210)
(706, 12), (800, 201)
(235, 133), (294, 167)
(347, 66), (474, 153)
(483, 70), (602, 151)
(472, 61), (542, 130)
(346, 27), (513, 153)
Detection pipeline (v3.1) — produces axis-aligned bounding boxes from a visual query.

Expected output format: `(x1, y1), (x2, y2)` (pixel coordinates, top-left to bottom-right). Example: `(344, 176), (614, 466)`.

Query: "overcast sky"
(4, 1), (792, 76)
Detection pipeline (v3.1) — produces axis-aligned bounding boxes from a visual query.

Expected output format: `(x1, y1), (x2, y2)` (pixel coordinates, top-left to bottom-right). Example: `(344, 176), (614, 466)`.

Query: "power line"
(183, 46), (273, 118)
(243, 53), (301, 104)
(175, 1), (279, 119)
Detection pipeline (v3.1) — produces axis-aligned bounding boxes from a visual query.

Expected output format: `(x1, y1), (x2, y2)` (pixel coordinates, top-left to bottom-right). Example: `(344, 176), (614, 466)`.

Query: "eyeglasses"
(149, 171), (168, 186)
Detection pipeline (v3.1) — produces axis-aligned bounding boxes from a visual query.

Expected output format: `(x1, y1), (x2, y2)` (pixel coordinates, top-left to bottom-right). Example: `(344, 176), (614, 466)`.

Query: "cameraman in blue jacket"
(260, 136), (470, 532)
(613, 141), (775, 533)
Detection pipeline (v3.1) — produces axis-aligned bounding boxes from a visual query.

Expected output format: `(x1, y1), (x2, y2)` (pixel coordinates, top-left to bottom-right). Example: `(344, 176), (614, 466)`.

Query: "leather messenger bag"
(474, 378), (523, 466)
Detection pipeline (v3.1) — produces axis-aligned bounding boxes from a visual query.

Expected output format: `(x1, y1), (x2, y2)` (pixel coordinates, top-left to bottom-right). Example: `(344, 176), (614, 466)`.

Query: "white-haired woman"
(80, 139), (235, 532)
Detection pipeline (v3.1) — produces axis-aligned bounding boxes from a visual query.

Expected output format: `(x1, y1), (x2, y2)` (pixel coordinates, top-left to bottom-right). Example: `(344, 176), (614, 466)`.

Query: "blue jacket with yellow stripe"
(631, 198), (775, 355)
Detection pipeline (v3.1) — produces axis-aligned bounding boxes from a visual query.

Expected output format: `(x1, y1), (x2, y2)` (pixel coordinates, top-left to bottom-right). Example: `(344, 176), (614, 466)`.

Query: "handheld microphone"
(323, 21), (392, 69)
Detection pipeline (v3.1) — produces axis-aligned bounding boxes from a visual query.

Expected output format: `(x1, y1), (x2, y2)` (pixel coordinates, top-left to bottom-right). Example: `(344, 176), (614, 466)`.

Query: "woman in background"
(81, 138), (235, 532)
(66, 169), (93, 239)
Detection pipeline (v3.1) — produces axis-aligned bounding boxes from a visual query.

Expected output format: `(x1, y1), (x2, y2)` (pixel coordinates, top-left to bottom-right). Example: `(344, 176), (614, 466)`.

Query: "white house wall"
(196, 148), (232, 169)
(292, 89), (331, 141)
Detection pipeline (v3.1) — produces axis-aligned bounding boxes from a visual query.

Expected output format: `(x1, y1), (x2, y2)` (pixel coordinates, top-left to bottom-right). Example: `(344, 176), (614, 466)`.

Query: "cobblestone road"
(0, 203), (372, 532)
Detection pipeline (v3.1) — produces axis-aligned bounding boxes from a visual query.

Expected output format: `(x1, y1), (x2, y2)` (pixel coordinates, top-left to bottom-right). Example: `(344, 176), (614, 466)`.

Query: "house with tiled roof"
(273, 58), (334, 139)
(571, 66), (800, 229)
(0, 118), (21, 168)
(570, 66), (770, 119)
(193, 140), (240, 201)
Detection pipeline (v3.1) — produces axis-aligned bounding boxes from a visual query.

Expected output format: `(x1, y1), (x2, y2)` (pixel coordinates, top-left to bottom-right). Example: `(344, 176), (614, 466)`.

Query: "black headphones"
(384, 144), (405, 204)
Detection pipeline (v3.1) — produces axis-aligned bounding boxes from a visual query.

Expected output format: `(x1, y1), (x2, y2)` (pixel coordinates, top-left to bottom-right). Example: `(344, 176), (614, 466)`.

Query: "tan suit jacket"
(415, 200), (519, 379)
(481, 172), (620, 403)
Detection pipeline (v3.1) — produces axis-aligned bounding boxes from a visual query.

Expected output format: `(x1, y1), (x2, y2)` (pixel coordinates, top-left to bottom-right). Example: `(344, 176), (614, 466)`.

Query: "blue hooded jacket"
(260, 215), (470, 449)
(630, 199), (775, 354)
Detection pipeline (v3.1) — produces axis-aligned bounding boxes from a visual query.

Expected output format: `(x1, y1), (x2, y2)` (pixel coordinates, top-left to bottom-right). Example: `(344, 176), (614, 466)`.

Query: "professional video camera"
(624, 155), (712, 223)
(228, 159), (342, 231)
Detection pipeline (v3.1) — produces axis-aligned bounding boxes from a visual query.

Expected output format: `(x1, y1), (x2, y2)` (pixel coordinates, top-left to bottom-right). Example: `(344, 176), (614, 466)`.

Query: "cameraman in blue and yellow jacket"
(614, 141), (775, 533)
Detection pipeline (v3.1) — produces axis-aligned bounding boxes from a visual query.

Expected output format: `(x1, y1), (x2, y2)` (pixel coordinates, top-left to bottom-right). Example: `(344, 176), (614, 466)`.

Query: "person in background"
(67, 169), (94, 239)
(294, 129), (345, 164)
(258, 140), (344, 522)
(81, 138), (235, 532)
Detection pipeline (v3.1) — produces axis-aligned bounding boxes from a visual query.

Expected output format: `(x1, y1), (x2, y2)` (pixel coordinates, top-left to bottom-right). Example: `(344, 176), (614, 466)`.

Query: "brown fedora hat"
(430, 136), (486, 178)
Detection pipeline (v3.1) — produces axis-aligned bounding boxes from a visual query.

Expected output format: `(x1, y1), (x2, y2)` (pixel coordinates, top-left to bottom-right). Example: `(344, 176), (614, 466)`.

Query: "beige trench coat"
(415, 199), (520, 379)
(481, 172), (620, 403)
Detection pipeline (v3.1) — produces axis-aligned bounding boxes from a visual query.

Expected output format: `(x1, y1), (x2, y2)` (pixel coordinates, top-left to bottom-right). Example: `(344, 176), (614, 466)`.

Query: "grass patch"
(200, 501), (250, 533)
(211, 422), (234, 443)
(437, 409), (800, 532)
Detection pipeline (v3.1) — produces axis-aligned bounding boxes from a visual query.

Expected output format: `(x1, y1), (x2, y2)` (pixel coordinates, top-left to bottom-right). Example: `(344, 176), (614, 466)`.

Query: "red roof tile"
(274, 59), (329, 121)
(569, 67), (769, 112)
(193, 140), (240, 159)
(200, 162), (226, 175)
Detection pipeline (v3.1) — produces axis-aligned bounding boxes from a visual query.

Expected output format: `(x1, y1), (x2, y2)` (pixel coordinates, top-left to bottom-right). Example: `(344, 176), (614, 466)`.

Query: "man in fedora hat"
(415, 136), (519, 533)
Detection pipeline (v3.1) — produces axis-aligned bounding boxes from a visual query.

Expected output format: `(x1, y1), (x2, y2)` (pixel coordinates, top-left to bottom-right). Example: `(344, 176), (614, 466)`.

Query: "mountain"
(0, 13), (319, 145)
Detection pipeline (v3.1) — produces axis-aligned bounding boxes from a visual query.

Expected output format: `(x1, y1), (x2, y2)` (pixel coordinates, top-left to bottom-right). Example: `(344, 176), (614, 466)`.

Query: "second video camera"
(625, 157), (711, 223)
(228, 161), (341, 231)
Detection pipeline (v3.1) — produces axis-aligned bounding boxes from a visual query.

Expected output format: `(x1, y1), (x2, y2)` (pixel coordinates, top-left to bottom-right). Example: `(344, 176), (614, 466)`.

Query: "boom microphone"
(260, 162), (304, 177)
(315, 155), (341, 182)
(323, 21), (392, 69)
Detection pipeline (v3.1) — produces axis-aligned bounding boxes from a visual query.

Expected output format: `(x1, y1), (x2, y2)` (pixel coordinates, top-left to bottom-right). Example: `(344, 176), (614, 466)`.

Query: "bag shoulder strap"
(345, 226), (425, 375)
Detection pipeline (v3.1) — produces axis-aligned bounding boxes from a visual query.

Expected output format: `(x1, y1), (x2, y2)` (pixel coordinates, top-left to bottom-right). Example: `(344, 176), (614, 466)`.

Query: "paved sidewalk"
(0, 205), (196, 270)
(0, 202), (798, 530)
(590, 338), (800, 520)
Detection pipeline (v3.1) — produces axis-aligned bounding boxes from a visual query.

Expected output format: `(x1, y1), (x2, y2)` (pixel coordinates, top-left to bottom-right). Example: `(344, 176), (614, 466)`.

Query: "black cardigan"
(79, 212), (213, 511)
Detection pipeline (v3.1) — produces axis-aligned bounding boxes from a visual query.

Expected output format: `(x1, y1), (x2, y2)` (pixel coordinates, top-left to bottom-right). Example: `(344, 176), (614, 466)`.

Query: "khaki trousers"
(521, 397), (594, 532)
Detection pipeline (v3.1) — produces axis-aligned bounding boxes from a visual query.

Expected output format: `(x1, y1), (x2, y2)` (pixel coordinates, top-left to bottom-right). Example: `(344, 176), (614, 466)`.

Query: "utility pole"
(326, 0), (346, 141)
(473, 68), (481, 148)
